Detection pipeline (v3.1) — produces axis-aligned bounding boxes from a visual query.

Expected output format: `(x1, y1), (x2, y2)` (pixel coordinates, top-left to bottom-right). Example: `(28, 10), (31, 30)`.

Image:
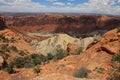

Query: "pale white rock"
(0, 56), (4, 67)
(31, 33), (94, 55)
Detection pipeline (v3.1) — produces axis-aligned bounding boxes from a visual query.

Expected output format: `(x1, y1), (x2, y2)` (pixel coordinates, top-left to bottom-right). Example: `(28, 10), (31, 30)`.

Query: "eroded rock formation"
(5, 14), (120, 34)
(0, 15), (6, 30)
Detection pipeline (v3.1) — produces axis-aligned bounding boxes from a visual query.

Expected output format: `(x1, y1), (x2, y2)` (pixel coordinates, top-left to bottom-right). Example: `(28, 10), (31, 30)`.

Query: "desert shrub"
(6, 61), (14, 74)
(33, 57), (42, 65)
(30, 54), (40, 59)
(74, 47), (83, 55)
(31, 54), (42, 65)
(0, 44), (10, 53)
(9, 54), (47, 69)
(107, 52), (120, 80)
(94, 38), (98, 42)
(0, 35), (9, 43)
(73, 67), (90, 78)
(117, 27), (120, 33)
(53, 48), (66, 61)
(10, 37), (16, 43)
(13, 56), (35, 68)
(7, 66), (14, 74)
(107, 72), (120, 80)
(94, 67), (105, 73)
(14, 57), (25, 68)
(111, 51), (120, 62)
(23, 56), (35, 68)
(33, 66), (41, 74)
(0, 49), (5, 53)
(31, 54), (49, 65)
(9, 46), (18, 52)
(18, 50), (26, 56)
(39, 54), (47, 62)
(46, 53), (54, 61)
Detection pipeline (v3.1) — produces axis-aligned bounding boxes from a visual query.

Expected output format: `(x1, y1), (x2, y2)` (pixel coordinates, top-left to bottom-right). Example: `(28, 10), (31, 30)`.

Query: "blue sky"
(33, 0), (88, 6)
(0, 0), (120, 15)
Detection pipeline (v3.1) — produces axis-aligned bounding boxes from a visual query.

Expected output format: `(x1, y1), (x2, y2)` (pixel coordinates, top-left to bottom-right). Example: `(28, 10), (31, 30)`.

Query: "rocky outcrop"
(101, 44), (117, 54)
(30, 33), (94, 55)
(0, 29), (36, 54)
(0, 29), (36, 67)
(66, 43), (79, 53)
(37, 28), (120, 80)
(0, 15), (6, 30)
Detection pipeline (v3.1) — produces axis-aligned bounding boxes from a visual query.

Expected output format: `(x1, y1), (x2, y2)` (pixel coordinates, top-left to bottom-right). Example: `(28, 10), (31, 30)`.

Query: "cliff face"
(0, 15), (6, 30)
(35, 28), (120, 80)
(30, 33), (94, 54)
(5, 14), (120, 34)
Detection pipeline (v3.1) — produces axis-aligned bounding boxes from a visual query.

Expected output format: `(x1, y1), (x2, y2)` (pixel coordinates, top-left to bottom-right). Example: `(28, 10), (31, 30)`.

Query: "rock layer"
(31, 33), (94, 54)
(5, 14), (120, 34)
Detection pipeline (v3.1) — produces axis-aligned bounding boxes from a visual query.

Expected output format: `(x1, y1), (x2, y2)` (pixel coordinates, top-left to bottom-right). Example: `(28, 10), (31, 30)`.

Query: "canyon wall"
(5, 14), (120, 34)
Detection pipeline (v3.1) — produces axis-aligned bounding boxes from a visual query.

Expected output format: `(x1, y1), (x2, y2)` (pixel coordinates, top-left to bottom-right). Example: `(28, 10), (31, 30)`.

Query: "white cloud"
(0, 0), (48, 12)
(67, 2), (72, 6)
(47, 0), (57, 2)
(0, 0), (120, 15)
(72, 0), (120, 15)
(53, 2), (65, 6)
(82, 0), (119, 14)
(118, 0), (120, 3)
(67, 0), (74, 2)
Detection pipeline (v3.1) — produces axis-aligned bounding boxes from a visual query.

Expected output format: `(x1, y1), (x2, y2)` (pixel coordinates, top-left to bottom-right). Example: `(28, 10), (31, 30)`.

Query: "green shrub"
(73, 67), (90, 78)
(24, 61), (35, 68)
(33, 58), (42, 65)
(9, 54), (47, 69)
(0, 49), (5, 53)
(46, 53), (54, 61)
(74, 47), (83, 55)
(53, 48), (66, 61)
(18, 50), (26, 56)
(14, 57), (25, 68)
(107, 72), (120, 80)
(9, 46), (18, 52)
(30, 54), (42, 65)
(7, 66), (14, 74)
(30, 54), (40, 59)
(117, 27), (120, 33)
(39, 54), (47, 62)
(13, 56), (35, 68)
(0, 44), (10, 53)
(107, 55), (120, 80)
(111, 51), (120, 62)
(6, 61), (14, 74)
(33, 66), (41, 74)
(23, 56), (35, 68)
(0, 35), (9, 43)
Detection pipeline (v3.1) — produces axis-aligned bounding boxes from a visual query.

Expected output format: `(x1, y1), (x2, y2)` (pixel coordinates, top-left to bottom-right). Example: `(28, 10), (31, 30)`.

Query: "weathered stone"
(0, 56), (4, 69)
(0, 15), (6, 30)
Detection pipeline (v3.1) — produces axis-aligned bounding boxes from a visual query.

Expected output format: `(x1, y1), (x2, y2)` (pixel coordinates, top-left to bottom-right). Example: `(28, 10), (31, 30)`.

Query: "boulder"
(101, 44), (118, 55)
